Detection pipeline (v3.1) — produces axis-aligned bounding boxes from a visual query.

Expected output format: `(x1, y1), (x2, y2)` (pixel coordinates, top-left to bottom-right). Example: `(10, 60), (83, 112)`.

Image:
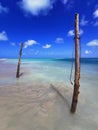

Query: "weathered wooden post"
(71, 13), (80, 113)
(16, 43), (23, 78)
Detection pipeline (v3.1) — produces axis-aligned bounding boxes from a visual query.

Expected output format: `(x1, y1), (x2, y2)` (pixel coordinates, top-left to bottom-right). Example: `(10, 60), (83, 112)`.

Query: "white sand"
(0, 83), (98, 130)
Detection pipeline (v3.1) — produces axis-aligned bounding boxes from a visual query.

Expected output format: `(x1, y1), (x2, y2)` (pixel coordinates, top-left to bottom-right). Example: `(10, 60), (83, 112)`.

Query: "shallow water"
(0, 58), (98, 130)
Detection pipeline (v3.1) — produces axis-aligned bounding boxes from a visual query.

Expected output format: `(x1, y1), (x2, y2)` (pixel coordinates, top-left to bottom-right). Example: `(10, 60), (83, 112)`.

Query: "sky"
(0, 0), (98, 58)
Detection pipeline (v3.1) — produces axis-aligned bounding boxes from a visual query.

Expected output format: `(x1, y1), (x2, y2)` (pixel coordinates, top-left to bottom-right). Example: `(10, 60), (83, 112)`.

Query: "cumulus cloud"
(86, 39), (98, 46)
(68, 29), (84, 36)
(42, 44), (51, 48)
(93, 9), (98, 18)
(85, 50), (92, 55)
(0, 31), (8, 41)
(68, 30), (74, 36)
(19, 0), (56, 16)
(80, 15), (88, 26)
(55, 37), (64, 44)
(18, 0), (73, 16)
(24, 40), (38, 48)
(0, 3), (8, 14)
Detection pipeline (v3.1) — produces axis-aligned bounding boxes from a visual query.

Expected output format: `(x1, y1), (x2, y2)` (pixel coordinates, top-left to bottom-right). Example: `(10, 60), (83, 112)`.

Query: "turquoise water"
(0, 58), (98, 102)
(0, 58), (71, 85)
(0, 58), (98, 106)
(0, 58), (98, 86)
(0, 58), (98, 130)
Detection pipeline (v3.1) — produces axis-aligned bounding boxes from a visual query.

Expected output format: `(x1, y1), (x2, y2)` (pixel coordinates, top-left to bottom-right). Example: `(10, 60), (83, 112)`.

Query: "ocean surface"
(0, 58), (98, 130)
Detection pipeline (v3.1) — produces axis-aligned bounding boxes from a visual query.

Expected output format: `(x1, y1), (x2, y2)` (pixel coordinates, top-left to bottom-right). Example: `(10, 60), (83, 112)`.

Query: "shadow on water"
(50, 84), (70, 109)
(19, 72), (24, 77)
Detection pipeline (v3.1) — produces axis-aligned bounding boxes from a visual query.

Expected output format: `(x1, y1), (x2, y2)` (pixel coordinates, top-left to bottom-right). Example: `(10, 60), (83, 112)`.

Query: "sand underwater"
(0, 58), (98, 130)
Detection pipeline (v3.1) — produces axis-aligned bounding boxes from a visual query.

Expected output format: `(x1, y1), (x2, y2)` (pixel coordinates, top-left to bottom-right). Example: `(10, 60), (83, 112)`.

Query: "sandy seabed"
(0, 83), (98, 130)
(0, 59), (98, 130)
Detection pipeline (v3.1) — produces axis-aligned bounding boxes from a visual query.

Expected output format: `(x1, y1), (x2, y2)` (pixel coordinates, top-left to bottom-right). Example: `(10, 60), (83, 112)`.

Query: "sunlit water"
(0, 58), (98, 130)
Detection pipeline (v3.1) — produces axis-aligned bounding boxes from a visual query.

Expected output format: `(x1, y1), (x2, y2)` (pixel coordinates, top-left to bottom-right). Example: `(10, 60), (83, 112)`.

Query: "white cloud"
(0, 31), (8, 41)
(93, 9), (98, 18)
(68, 29), (84, 36)
(87, 39), (98, 46)
(68, 30), (74, 36)
(85, 50), (92, 55)
(24, 40), (38, 48)
(19, 0), (55, 16)
(11, 42), (16, 46)
(0, 3), (8, 14)
(42, 44), (51, 48)
(79, 29), (84, 35)
(80, 15), (88, 26)
(55, 37), (64, 44)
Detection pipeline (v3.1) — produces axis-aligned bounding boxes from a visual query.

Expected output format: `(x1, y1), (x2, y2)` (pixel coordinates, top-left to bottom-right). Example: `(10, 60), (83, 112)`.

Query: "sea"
(0, 58), (98, 130)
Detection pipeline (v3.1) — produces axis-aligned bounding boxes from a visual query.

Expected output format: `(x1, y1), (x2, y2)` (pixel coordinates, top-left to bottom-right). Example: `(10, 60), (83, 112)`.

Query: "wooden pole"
(16, 43), (23, 78)
(71, 13), (80, 113)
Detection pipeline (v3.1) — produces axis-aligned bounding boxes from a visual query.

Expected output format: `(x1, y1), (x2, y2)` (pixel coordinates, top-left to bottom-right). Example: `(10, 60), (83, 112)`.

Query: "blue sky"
(0, 0), (98, 58)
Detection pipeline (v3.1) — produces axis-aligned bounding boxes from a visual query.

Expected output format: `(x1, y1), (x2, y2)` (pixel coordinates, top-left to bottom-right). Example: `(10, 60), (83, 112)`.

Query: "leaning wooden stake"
(71, 13), (80, 113)
(16, 43), (23, 78)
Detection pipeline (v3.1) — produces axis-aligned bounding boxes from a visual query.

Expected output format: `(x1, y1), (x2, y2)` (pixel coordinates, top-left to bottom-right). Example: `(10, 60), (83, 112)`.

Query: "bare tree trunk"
(16, 43), (23, 78)
(71, 13), (80, 113)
